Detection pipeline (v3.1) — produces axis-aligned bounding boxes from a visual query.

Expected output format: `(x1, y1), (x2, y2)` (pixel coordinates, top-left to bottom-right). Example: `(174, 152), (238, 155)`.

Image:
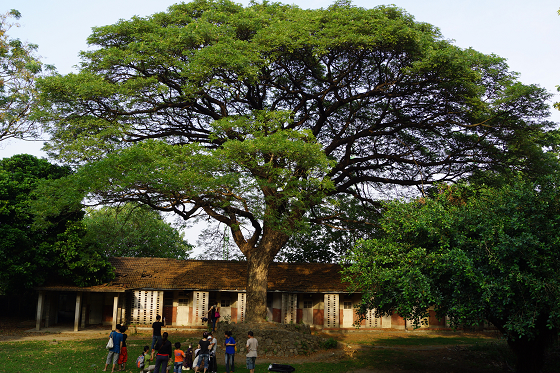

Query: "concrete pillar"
(281, 293), (297, 324)
(236, 293), (246, 323)
(193, 291), (209, 325)
(323, 294), (339, 328)
(74, 292), (82, 332)
(44, 293), (51, 328)
(111, 294), (119, 330)
(35, 291), (44, 331)
(381, 314), (392, 328)
(81, 301), (87, 329)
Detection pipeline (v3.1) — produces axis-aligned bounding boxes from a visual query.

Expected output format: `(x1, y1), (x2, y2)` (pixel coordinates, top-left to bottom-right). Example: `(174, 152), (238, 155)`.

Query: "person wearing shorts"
(245, 331), (258, 373)
(103, 328), (123, 372)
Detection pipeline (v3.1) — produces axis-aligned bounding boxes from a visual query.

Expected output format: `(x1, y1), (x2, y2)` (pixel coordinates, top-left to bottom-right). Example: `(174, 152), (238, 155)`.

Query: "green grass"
(0, 339), (106, 372)
(368, 335), (490, 347)
(0, 338), (358, 373)
(0, 336), (558, 373)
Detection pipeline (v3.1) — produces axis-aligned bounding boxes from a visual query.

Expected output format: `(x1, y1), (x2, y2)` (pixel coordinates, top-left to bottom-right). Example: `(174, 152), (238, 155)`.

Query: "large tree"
(35, 0), (554, 321)
(343, 179), (560, 373)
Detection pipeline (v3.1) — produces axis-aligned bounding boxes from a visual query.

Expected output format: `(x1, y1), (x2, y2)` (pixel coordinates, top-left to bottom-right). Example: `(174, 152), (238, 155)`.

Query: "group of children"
(136, 340), (194, 372)
(137, 330), (235, 373)
(105, 315), (239, 373)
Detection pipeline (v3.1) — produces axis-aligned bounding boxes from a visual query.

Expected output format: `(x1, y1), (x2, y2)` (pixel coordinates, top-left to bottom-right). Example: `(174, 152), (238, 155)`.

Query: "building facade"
(35, 257), (444, 332)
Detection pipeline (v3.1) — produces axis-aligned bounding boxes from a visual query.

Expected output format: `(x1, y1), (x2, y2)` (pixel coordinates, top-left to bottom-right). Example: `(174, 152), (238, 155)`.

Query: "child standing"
(117, 325), (128, 371)
(192, 346), (201, 372)
(137, 346), (150, 371)
(224, 331), (236, 373)
(174, 342), (185, 373)
(184, 344), (194, 371)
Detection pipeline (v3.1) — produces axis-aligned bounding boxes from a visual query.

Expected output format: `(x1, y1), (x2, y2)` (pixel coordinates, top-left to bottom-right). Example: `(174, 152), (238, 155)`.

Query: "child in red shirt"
(174, 342), (185, 373)
(117, 325), (128, 371)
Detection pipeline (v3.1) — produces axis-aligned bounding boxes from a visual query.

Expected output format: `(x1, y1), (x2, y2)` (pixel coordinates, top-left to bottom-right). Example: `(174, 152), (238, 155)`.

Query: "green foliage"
(0, 154), (113, 294)
(343, 177), (560, 372)
(33, 123), (334, 256)
(0, 10), (53, 142)
(35, 0), (554, 205)
(553, 88), (559, 111)
(321, 337), (338, 349)
(278, 195), (380, 263)
(82, 203), (193, 259)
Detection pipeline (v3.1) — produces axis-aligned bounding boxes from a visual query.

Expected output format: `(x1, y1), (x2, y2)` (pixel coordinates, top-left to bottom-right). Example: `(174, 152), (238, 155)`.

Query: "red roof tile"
(38, 258), (350, 293)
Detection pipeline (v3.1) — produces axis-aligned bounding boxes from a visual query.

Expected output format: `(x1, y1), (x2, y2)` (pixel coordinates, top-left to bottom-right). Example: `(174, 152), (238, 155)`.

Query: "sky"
(2, 0), (560, 248)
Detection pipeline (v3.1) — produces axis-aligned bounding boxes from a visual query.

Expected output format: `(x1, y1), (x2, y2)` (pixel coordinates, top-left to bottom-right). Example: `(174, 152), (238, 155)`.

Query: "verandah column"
(111, 294), (119, 330)
(74, 292), (82, 332)
(35, 291), (44, 331)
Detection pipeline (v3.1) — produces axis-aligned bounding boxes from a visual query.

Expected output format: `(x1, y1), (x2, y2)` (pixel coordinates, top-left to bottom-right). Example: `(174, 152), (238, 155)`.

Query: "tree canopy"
(343, 179), (560, 373)
(0, 10), (50, 142)
(34, 0), (555, 321)
(82, 203), (193, 259)
(0, 154), (114, 294)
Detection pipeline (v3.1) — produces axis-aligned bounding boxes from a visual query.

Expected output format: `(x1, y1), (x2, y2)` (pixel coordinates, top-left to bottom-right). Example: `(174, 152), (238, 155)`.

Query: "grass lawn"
(367, 335), (491, 347)
(0, 335), (558, 373)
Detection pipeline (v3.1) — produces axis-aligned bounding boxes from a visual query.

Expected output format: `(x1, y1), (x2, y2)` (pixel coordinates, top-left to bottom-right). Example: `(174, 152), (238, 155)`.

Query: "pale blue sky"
(2, 0), (560, 159)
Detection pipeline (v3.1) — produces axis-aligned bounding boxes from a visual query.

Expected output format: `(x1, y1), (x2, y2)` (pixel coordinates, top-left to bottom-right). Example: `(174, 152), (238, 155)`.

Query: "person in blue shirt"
(103, 327), (124, 372)
(224, 330), (236, 373)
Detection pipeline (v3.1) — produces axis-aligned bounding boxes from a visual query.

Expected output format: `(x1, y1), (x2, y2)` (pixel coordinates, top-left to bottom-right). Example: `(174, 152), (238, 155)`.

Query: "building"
(34, 257), (438, 331)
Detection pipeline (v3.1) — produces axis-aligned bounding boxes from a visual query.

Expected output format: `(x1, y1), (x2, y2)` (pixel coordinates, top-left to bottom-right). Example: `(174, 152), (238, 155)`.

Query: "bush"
(322, 338), (338, 349)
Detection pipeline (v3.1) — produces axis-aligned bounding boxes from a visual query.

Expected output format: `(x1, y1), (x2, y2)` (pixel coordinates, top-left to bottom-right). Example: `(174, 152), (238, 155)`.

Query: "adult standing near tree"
(154, 331), (172, 373)
(245, 331), (257, 373)
(150, 315), (165, 360)
(103, 327), (123, 372)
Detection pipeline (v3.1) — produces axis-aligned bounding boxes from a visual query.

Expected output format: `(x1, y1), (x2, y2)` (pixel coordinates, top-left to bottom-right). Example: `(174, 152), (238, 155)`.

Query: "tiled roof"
(38, 257), (350, 293)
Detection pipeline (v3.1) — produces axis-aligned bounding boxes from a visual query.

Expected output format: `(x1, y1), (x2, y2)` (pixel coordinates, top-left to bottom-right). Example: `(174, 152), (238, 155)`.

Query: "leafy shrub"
(322, 338), (338, 349)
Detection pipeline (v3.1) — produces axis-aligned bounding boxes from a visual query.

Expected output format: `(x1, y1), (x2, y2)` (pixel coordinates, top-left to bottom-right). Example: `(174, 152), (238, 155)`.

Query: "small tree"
(343, 178), (560, 373)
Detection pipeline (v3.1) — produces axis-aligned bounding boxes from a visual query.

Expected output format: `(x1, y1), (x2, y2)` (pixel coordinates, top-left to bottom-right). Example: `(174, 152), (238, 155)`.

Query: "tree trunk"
(244, 229), (289, 323)
(507, 328), (557, 373)
(245, 250), (271, 323)
(490, 314), (557, 373)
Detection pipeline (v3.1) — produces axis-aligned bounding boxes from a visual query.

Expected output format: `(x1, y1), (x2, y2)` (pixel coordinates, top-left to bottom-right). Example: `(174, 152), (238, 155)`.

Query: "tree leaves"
(344, 177), (560, 343)
(0, 10), (53, 142)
